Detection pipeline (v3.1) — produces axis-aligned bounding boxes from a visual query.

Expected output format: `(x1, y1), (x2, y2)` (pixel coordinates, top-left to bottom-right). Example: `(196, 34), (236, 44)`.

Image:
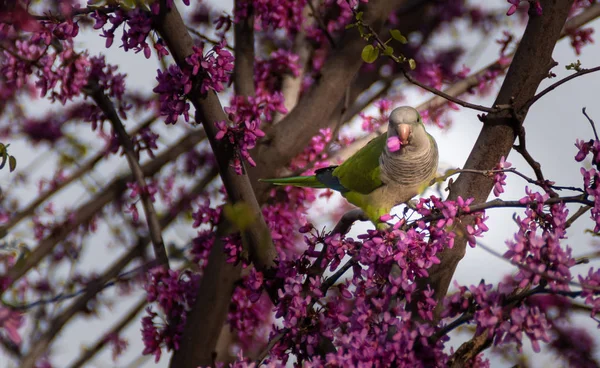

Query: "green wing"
(332, 134), (385, 194)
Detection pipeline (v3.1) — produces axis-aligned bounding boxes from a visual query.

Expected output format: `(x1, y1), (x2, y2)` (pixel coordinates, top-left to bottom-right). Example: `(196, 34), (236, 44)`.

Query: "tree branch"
(3, 128), (207, 289)
(0, 115), (157, 239)
(67, 297), (147, 368)
(233, 0), (255, 97)
(523, 65), (600, 111)
(18, 168), (217, 367)
(415, 0), (577, 318)
(86, 81), (169, 268)
(153, 3), (277, 366)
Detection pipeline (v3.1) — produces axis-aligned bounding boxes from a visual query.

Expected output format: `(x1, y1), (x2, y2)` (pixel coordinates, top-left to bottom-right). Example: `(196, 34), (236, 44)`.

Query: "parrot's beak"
(398, 124), (411, 145)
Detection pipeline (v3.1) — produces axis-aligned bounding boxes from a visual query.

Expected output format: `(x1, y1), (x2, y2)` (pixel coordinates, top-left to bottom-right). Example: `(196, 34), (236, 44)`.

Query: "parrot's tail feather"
(259, 176), (327, 188)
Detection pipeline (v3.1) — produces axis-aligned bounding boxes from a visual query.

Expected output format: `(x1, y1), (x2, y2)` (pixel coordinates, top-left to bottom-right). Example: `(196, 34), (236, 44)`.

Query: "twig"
(186, 27), (233, 50)
(257, 331), (285, 364)
(401, 70), (499, 114)
(435, 167), (584, 193)
(511, 126), (557, 197)
(582, 107), (600, 141)
(307, 0), (336, 47)
(331, 208), (368, 235)
(86, 80), (170, 269)
(320, 257), (357, 292)
(406, 195), (594, 231)
(523, 66), (600, 112)
(565, 205), (592, 229)
(30, 5), (119, 22)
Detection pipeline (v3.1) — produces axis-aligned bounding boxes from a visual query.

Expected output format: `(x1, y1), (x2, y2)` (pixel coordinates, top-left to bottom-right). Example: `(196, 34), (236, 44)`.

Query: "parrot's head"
(387, 106), (427, 152)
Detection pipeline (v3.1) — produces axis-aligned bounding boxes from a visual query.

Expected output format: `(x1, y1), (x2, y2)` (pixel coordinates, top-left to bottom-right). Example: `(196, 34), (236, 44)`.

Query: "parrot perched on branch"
(261, 106), (439, 229)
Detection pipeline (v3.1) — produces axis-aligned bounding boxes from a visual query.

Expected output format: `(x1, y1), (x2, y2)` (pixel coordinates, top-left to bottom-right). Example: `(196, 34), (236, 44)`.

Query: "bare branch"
(524, 65), (600, 111)
(89, 82), (169, 267)
(18, 168), (217, 367)
(67, 298), (147, 368)
(186, 26), (232, 50)
(3, 128), (207, 289)
(331, 208), (368, 235)
(582, 107), (600, 141)
(0, 115), (157, 239)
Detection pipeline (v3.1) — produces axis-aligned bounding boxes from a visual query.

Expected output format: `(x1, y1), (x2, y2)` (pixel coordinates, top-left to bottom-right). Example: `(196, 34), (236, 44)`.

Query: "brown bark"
(417, 0), (576, 316)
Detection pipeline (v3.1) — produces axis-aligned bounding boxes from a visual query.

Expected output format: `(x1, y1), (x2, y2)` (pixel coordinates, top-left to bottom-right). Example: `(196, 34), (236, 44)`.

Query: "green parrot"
(261, 106), (439, 229)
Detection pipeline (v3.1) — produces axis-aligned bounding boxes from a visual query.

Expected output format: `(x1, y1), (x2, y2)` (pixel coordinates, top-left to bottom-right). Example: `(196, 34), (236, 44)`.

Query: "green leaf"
(409, 58), (417, 70)
(390, 29), (408, 44)
(355, 11), (363, 21)
(8, 156), (16, 172)
(383, 46), (394, 56)
(357, 25), (366, 38)
(345, 23), (356, 29)
(223, 202), (256, 231)
(361, 45), (379, 63)
(566, 60), (582, 72)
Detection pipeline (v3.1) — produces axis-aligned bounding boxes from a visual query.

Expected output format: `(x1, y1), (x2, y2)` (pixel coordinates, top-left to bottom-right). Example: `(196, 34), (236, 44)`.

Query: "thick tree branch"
(417, 0), (577, 317)
(153, 3), (277, 366)
(233, 0), (255, 97)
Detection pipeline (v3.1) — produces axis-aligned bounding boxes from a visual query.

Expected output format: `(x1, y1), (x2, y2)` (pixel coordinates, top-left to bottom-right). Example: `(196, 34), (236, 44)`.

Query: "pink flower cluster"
(235, 0), (307, 33)
(254, 50), (301, 93)
(492, 156), (512, 197)
(577, 138), (600, 231)
(92, 7), (168, 59)
(360, 99), (392, 133)
(505, 188), (574, 290)
(289, 128), (333, 172)
(443, 280), (551, 353)
(154, 43), (234, 125)
(0, 306), (23, 346)
(215, 93), (286, 174)
(506, 1), (542, 16)
(141, 267), (200, 362)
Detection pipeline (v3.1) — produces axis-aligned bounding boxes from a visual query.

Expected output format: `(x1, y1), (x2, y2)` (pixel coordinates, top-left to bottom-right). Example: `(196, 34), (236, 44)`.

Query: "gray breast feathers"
(379, 139), (438, 187)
